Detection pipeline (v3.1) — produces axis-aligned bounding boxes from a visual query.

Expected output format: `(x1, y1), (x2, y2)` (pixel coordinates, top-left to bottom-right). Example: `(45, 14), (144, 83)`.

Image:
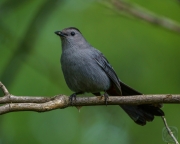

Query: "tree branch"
(106, 0), (180, 34)
(0, 81), (179, 143)
(1, 81), (180, 115)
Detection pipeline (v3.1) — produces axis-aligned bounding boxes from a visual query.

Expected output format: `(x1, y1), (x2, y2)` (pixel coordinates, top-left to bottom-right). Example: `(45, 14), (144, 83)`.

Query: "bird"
(55, 27), (164, 126)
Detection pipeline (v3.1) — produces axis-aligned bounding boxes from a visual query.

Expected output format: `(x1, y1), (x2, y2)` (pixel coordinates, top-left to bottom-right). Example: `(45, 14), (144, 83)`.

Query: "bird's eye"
(71, 32), (75, 36)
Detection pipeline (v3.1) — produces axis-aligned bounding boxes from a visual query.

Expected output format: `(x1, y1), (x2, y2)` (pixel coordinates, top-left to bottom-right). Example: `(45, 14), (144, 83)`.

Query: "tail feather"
(120, 105), (154, 125)
(107, 81), (164, 126)
(139, 105), (164, 116)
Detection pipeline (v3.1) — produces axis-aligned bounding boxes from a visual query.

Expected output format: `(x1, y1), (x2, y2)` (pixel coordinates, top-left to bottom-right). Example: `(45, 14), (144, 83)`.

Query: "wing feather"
(94, 54), (122, 95)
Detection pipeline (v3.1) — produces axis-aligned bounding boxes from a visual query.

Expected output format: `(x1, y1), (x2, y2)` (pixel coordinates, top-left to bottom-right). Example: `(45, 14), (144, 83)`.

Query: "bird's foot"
(69, 93), (77, 105)
(69, 92), (83, 105)
(103, 92), (109, 105)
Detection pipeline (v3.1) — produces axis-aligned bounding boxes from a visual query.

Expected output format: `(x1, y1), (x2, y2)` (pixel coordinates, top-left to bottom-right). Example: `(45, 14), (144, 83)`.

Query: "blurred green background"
(0, 0), (180, 143)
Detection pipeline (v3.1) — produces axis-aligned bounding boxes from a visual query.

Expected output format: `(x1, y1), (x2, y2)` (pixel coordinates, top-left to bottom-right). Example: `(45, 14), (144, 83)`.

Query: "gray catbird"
(55, 27), (164, 126)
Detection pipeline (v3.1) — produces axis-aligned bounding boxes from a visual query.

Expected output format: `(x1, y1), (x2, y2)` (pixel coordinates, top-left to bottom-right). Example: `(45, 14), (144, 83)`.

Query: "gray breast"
(61, 48), (111, 93)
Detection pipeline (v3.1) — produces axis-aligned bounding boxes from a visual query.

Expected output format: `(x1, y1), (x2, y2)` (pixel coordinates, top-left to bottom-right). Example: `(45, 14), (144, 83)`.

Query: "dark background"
(0, 0), (180, 143)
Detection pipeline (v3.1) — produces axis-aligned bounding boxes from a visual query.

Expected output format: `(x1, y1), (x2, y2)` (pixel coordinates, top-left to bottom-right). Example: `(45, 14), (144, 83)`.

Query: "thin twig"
(162, 116), (179, 144)
(0, 81), (9, 96)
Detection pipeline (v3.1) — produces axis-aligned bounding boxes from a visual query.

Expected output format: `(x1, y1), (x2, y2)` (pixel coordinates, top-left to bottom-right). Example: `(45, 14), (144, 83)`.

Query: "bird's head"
(55, 27), (88, 49)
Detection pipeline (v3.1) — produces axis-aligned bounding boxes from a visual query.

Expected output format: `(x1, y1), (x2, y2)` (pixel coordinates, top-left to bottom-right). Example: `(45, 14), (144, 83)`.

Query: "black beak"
(55, 31), (66, 37)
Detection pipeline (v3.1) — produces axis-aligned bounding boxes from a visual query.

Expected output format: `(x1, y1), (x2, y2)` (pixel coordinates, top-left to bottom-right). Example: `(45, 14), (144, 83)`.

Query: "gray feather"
(61, 47), (111, 93)
(94, 54), (122, 95)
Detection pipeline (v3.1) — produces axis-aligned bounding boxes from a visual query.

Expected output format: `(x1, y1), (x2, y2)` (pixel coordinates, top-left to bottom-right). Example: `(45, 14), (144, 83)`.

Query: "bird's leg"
(103, 92), (109, 105)
(69, 92), (83, 105)
(93, 92), (109, 105)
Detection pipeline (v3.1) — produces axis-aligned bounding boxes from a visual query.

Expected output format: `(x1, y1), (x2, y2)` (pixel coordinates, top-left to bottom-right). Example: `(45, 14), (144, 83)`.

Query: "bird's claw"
(69, 93), (77, 105)
(104, 92), (109, 105)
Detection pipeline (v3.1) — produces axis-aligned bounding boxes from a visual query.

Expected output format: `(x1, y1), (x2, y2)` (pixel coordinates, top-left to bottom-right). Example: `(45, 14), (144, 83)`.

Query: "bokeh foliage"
(0, 0), (180, 143)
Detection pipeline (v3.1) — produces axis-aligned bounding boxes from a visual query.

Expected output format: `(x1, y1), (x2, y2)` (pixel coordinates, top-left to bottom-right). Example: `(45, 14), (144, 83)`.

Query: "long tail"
(107, 82), (164, 126)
